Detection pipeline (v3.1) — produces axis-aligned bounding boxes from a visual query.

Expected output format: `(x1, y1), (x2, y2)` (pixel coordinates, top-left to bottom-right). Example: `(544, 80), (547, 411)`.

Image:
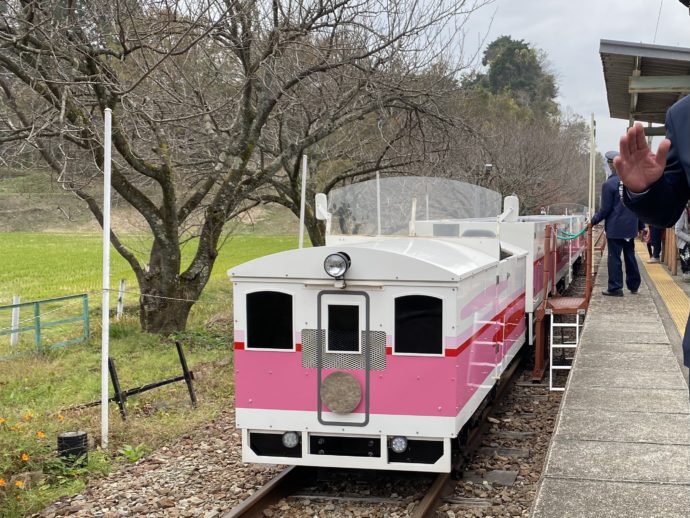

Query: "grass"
(0, 231), (302, 516)
(0, 233), (301, 304)
(0, 328), (232, 516)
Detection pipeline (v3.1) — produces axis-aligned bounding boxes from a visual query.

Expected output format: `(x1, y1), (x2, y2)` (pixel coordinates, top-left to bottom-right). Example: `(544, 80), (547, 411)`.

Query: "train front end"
(229, 178), (527, 472)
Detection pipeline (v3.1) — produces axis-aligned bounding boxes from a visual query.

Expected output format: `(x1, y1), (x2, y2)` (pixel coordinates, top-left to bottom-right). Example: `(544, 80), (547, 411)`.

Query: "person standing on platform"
(643, 225), (653, 258)
(647, 225), (664, 263)
(615, 94), (690, 392)
(674, 203), (690, 282)
(591, 150), (642, 297)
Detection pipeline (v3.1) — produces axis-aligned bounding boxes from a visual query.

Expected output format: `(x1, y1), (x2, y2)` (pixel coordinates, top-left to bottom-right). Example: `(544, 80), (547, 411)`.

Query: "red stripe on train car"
(444, 292), (526, 357)
(234, 341), (245, 350)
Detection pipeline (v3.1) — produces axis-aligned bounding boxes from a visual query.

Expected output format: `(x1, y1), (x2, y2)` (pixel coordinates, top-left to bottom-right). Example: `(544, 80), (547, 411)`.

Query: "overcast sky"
(461, 0), (690, 153)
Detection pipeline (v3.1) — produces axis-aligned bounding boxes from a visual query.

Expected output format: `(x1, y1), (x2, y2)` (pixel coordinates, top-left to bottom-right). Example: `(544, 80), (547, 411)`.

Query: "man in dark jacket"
(616, 94), (690, 377)
(591, 150), (642, 296)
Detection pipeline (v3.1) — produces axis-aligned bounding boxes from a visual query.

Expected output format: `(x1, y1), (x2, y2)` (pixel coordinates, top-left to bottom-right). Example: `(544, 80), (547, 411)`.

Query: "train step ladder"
(548, 308), (585, 391)
(532, 223), (593, 383)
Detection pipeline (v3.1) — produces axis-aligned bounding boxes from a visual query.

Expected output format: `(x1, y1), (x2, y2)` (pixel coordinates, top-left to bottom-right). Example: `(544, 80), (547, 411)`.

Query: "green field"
(0, 232), (300, 516)
(0, 232), (301, 304)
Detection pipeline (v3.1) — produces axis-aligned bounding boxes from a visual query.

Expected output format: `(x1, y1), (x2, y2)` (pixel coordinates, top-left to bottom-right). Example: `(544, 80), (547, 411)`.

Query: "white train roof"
(229, 238), (502, 283)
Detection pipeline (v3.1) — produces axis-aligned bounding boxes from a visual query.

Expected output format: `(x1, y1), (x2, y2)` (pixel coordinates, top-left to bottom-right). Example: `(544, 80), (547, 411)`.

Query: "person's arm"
(619, 113), (689, 227)
(591, 180), (614, 226)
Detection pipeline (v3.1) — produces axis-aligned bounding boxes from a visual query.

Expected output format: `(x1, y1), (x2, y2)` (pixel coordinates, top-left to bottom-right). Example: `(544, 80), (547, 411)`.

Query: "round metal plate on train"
(320, 371), (362, 414)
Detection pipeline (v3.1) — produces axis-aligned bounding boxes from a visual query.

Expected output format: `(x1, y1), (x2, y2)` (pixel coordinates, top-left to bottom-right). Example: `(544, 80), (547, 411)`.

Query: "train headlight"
(281, 431), (300, 449)
(390, 436), (408, 454)
(324, 252), (351, 278)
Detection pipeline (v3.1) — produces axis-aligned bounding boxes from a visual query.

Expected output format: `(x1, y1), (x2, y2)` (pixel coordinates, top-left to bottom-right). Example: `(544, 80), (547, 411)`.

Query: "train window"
(246, 291), (293, 350)
(327, 305), (360, 353)
(395, 295), (442, 355)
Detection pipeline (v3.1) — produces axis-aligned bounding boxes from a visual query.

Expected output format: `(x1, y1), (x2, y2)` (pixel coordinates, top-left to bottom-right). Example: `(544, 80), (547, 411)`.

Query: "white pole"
(376, 172), (381, 236)
(588, 114), (596, 219)
(101, 108), (112, 449)
(588, 115), (592, 217)
(587, 113), (597, 280)
(10, 295), (20, 347)
(116, 279), (125, 320)
(298, 155), (308, 249)
(409, 197), (417, 237)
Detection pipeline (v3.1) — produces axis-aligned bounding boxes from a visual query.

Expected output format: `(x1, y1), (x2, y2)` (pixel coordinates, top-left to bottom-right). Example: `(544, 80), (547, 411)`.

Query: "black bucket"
(57, 431), (88, 465)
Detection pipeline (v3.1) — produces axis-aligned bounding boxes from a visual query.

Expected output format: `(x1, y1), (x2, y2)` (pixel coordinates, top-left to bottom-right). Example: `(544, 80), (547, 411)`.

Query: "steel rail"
(410, 472), (452, 518)
(411, 350), (526, 518)
(223, 466), (314, 518)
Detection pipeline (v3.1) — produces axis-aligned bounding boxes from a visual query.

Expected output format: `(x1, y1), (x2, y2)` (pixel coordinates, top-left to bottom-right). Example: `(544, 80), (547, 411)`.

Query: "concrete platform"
(533, 479), (690, 518)
(531, 253), (690, 518)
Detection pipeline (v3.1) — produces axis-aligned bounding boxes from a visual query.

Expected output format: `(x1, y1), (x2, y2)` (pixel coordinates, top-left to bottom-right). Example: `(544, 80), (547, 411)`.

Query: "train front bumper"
(242, 429), (452, 472)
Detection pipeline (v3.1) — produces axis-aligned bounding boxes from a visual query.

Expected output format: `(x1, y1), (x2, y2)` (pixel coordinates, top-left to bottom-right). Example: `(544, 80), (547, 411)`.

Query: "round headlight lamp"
(324, 252), (351, 278)
(390, 436), (408, 454)
(281, 431), (300, 449)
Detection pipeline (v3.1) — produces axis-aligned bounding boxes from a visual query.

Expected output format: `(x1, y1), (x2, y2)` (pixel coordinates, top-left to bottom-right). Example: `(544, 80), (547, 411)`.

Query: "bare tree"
(260, 93), (453, 245)
(0, 0), (484, 333)
(437, 92), (590, 213)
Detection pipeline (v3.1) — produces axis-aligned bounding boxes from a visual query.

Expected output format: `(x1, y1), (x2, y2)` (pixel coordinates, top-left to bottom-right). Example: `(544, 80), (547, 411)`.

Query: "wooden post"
(665, 229), (678, 275)
(116, 279), (125, 320)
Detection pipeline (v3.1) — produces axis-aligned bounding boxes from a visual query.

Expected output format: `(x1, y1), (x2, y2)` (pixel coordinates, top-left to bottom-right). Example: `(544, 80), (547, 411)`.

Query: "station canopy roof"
(599, 39), (690, 134)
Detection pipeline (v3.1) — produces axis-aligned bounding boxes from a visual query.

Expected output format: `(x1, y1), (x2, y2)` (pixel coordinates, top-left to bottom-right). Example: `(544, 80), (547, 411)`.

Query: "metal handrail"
(0, 294), (89, 359)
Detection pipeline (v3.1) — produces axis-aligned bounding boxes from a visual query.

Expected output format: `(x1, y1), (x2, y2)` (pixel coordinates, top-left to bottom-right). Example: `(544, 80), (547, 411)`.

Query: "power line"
(653, 0), (665, 44)
(103, 288), (203, 304)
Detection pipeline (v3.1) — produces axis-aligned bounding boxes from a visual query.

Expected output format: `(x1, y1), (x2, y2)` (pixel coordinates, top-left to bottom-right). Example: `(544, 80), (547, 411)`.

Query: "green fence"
(0, 294), (89, 360)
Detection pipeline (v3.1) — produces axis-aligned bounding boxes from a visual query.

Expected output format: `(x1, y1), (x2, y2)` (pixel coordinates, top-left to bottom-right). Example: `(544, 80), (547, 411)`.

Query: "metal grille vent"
(301, 329), (386, 370)
(328, 330), (359, 352)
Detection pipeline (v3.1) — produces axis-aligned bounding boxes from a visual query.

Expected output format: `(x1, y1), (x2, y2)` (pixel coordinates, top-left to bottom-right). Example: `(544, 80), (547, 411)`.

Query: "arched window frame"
(245, 290), (295, 351)
(393, 294), (444, 356)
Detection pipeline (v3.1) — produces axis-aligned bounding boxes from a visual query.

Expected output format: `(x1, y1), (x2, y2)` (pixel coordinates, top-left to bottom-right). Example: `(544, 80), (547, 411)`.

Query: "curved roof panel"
(229, 238), (499, 283)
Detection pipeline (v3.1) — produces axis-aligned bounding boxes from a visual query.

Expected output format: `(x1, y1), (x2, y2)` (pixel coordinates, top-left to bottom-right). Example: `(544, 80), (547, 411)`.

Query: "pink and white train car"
(408, 214), (586, 345)
(229, 178), (566, 472)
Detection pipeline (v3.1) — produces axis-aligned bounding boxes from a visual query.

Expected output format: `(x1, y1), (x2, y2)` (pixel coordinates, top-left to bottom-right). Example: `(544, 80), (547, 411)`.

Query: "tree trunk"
(136, 243), (211, 334)
(139, 293), (195, 335)
(306, 213), (326, 247)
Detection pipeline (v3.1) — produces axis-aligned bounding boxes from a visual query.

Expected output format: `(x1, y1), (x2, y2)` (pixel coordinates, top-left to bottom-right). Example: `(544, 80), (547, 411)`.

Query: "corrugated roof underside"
(600, 40), (690, 124)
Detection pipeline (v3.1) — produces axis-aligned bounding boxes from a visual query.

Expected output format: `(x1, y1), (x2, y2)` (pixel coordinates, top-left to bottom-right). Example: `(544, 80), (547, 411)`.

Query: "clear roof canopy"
(328, 176), (502, 236)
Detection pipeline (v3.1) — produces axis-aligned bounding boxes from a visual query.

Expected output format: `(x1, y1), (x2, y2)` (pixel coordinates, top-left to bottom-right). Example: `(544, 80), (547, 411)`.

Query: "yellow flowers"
(14, 480), (24, 489)
(57, 414), (65, 422)
(0, 478), (5, 487)
(36, 431), (45, 439)
(20, 453), (29, 462)
(21, 411), (33, 422)
(0, 417), (6, 425)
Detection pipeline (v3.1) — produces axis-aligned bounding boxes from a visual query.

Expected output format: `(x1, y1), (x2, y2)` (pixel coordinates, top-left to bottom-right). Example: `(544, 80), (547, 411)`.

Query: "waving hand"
(614, 123), (671, 193)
